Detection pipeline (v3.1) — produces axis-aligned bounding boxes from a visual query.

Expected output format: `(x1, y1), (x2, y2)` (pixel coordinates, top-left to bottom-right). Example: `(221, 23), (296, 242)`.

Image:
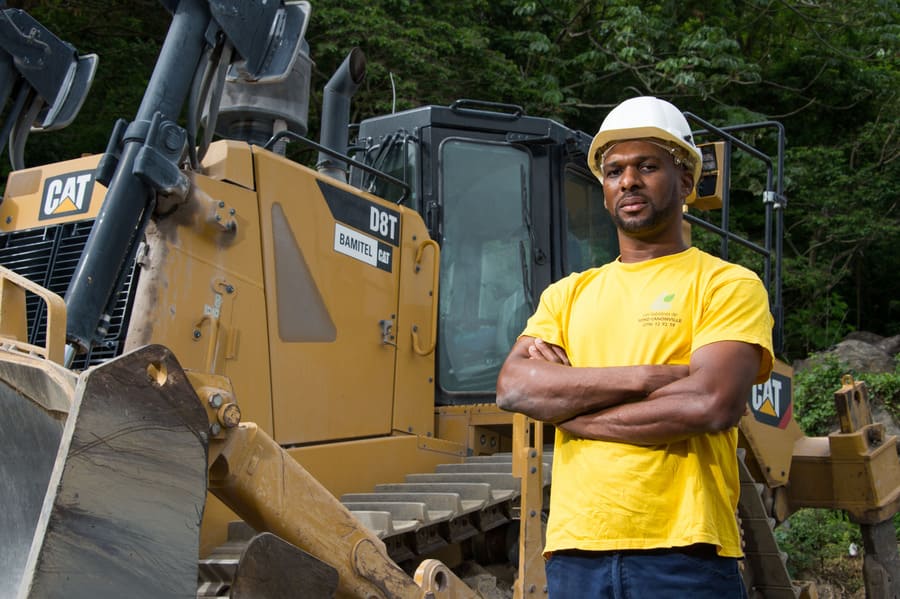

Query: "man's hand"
(643, 364), (691, 393)
(527, 338), (570, 365)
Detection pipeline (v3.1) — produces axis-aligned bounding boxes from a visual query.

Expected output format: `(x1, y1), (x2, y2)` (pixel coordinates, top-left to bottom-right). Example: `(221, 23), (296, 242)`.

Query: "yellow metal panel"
(287, 435), (465, 499)
(739, 359), (803, 485)
(0, 276), (27, 344)
(1, 154), (106, 232)
(199, 495), (241, 558)
(392, 215), (439, 436)
(789, 427), (900, 523)
(253, 147), (400, 445)
(125, 166), (273, 433)
(436, 404), (520, 455)
(201, 140), (255, 190)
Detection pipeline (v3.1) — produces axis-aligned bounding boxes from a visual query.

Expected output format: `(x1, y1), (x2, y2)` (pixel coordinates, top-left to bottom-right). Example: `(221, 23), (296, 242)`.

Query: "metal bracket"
(210, 0), (309, 82)
(133, 111), (190, 200)
(763, 190), (787, 210)
(210, 199), (237, 232)
(95, 119), (128, 186)
(380, 318), (396, 347)
(835, 375), (874, 434)
(513, 414), (548, 597)
(0, 8), (97, 131)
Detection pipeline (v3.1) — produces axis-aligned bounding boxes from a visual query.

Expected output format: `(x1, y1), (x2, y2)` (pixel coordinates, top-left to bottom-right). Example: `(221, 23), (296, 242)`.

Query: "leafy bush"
(864, 361), (900, 423)
(786, 354), (900, 595)
(793, 354), (900, 436)
(793, 355), (847, 436)
(774, 509), (863, 595)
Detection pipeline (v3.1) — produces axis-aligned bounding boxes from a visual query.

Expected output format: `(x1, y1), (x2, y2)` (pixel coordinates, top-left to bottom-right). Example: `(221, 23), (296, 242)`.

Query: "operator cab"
(352, 100), (618, 405)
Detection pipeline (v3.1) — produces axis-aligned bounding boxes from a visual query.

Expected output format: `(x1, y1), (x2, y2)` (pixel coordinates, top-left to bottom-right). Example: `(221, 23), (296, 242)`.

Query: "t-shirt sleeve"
(693, 276), (775, 383)
(519, 276), (573, 349)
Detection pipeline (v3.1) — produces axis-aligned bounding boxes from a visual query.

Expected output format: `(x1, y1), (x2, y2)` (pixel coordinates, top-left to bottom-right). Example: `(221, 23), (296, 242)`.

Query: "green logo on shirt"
(639, 292), (682, 328)
(650, 292), (676, 311)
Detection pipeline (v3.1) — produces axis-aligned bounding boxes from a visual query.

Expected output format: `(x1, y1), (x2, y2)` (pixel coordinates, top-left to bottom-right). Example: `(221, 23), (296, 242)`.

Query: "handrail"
(262, 130), (412, 203)
(0, 265), (66, 364)
(411, 239), (439, 356)
(450, 99), (525, 120)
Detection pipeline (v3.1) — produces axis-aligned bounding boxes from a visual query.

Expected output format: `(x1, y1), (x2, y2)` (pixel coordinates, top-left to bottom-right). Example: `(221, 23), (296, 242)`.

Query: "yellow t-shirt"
(522, 247), (774, 557)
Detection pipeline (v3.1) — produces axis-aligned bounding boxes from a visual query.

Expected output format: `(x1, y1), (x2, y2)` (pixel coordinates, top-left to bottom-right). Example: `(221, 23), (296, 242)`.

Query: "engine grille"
(0, 220), (138, 370)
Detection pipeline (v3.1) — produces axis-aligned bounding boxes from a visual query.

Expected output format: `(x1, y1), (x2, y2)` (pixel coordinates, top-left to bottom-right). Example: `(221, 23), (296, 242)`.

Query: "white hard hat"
(588, 96), (702, 184)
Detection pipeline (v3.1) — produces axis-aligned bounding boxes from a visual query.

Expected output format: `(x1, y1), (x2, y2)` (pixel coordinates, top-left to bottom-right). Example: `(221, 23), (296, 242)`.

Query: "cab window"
(437, 139), (533, 394)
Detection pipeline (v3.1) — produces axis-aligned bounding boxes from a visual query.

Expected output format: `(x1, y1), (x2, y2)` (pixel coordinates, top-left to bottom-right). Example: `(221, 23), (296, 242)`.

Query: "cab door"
(433, 136), (545, 401)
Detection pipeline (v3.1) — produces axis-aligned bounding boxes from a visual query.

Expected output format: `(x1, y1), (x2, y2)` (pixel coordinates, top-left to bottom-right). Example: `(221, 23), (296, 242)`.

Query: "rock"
(791, 356), (814, 374)
(462, 572), (506, 598)
(797, 340), (896, 375)
(845, 331), (885, 345)
(456, 561), (514, 599)
(876, 334), (900, 358)
(833, 340), (896, 374)
(795, 332), (900, 374)
(870, 401), (900, 440)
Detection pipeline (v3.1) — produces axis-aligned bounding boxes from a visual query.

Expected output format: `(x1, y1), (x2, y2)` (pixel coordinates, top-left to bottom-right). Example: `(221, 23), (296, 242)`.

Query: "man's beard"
(611, 196), (681, 236)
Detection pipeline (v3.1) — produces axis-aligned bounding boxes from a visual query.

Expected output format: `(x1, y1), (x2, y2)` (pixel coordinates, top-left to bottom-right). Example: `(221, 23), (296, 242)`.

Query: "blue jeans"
(545, 547), (748, 599)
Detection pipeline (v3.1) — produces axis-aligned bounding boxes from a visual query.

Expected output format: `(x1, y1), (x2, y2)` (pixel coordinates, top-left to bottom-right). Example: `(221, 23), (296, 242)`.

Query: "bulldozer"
(1, 1), (900, 597)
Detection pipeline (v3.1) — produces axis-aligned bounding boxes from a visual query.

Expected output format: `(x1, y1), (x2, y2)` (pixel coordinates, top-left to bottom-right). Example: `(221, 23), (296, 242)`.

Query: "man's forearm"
(496, 340), (690, 423)
(559, 391), (720, 445)
(558, 342), (760, 444)
(497, 361), (649, 423)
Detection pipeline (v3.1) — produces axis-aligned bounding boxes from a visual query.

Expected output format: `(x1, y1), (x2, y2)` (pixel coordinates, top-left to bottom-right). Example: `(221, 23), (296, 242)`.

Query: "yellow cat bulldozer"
(1, 1), (899, 598)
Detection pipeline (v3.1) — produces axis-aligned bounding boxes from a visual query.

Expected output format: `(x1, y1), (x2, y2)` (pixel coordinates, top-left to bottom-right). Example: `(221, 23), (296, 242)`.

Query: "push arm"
(495, 336), (689, 424)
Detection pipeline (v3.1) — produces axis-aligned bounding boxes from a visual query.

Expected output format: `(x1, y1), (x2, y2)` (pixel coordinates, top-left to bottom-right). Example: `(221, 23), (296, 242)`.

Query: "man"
(496, 96), (774, 598)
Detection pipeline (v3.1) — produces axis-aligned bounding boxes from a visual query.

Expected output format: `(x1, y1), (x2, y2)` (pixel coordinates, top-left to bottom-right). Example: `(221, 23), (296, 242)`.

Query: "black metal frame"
(684, 113), (787, 354)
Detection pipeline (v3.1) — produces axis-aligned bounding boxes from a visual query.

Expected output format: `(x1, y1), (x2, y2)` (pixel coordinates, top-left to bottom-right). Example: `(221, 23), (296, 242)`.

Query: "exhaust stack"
(317, 48), (366, 182)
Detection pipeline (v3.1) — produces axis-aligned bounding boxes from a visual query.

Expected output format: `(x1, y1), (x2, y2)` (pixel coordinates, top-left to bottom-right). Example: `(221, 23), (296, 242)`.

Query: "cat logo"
(39, 170), (95, 220)
(749, 371), (793, 429)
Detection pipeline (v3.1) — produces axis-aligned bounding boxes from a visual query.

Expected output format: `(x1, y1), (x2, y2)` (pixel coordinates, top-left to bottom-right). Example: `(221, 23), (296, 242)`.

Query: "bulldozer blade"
(230, 533), (340, 599)
(0, 356), (75, 599)
(13, 345), (209, 599)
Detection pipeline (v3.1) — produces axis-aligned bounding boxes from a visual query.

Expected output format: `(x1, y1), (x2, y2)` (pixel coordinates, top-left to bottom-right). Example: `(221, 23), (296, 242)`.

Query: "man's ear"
(680, 170), (695, 202)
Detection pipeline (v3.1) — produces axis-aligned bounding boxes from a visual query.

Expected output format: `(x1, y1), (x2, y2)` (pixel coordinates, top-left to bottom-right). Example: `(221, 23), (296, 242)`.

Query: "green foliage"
(784, 275), (852, 357)
(2, 0), (899, 358)
(793, 355), (846, 436)
(498, 0), (899, 358)
(793, 353), (900, 436)
(308, 0), (540, 124)
(781, 135), (900, 357)
(774, 508), (863, 592)
(862, 358), (900, 422)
